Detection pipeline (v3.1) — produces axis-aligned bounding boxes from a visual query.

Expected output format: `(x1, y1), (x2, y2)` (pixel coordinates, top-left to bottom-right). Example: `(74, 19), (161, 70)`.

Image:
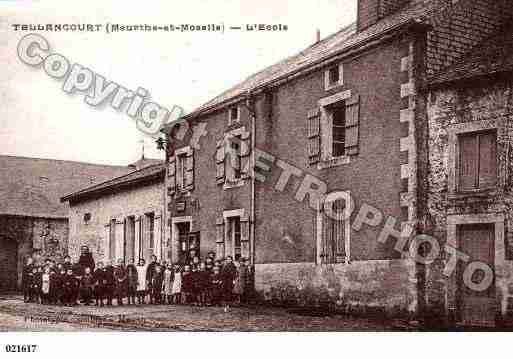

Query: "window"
(109, 219), (116, 260)
(324, 63), (343, 90)
(226, 135), (242, 181)
(309, 92), (359, 168)
(227, 216), (242, 261)
(176, 153), (187, 190)
(319, 199), (346, 264)
(331, 103), (346, 157)
(228, 106), (240, 125)
(145, 212), (155, 250)
(458, 130), (497, 192)
(329, 66), (340, 84)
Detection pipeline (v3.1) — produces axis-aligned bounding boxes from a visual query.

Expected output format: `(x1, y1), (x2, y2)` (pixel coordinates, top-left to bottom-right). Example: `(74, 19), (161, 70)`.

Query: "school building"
(61, 158), (166, 265)
(161, 0), (513, 326)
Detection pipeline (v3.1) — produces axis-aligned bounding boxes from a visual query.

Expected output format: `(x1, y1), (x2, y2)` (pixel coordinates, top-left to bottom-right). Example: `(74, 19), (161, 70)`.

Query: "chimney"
(315, 28), (321, 43)
(357, 0), (411, 32)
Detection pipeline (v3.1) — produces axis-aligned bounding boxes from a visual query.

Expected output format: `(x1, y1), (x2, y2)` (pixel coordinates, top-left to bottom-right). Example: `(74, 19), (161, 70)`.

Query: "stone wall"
(0, 215), (68, 290)
(422, 79), (513, 321)
(68, 180), (164, 264)
(255, 260), (417, 315)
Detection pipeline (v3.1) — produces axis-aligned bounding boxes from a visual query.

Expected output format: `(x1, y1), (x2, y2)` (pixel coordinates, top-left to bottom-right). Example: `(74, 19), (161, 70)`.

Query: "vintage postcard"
(0, 0), (512, 356)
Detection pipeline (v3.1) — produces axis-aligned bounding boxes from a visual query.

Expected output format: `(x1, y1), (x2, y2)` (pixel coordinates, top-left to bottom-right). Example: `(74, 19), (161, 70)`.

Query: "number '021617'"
(5, 345), (38, 353)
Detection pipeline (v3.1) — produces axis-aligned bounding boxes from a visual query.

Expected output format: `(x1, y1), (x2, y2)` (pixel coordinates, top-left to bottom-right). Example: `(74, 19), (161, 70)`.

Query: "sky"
(0, 0), (356, 166)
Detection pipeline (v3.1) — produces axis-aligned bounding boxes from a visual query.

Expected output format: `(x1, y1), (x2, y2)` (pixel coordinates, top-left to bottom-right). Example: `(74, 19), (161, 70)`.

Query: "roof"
(61, 162), (165, 204)
(181, 0), (451, 121)
(427, 23), (513, 87)
(0, 156), (132, 218)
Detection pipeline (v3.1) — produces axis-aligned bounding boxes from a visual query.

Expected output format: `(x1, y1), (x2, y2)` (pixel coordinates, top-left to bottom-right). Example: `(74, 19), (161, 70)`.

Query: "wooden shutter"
(215, 139), (225, 185)
(240, 217), (250, 259)
(168, 156), (176, 196)
(307, 108), (321, 165)
(154, 211), (162, 260)
(241, 131), (251, 179)
(109, 219), (116, 261)
(344, 94), (360, 155)
(459, 134), (478, 191)
(185, 149), (194, 191)
(215, 218), (225, 259)
(478, 131), (497, 189)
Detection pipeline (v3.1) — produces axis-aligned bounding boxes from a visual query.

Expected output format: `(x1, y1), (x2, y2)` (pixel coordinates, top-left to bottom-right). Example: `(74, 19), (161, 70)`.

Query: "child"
(181, 265), (193, 305)
(104, 260), (115, 306)
(113, 259), (127, 306)
(233, 259), (242, 305)
(62, 268), (78, 306)
(162, 264), (174, 304)
(211, 266), (223, 307)
(40, 266), (52, 305)
(221, 256), (237, 311)
(136, 258), (147, 304)
(126, 258), (138, 305)
(171, 264), (182, 305)
(151, 265), (164, 304)
(93, 262), (105, 306)
(80, 267), (95, 305)
(22, 257), (34, 303)
(55, 267), (66, 306)
(28, 266), (39, 303)
(198, 262), (211, 306)
(190, 265), (200, 306)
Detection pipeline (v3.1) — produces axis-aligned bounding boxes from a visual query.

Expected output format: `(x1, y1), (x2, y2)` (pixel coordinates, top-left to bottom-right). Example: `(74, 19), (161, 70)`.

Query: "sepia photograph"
(1, 0), (513, 356)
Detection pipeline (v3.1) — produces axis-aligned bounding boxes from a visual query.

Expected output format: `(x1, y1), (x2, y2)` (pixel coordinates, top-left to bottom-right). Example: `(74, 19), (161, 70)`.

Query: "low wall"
(255, 260), (417, 316)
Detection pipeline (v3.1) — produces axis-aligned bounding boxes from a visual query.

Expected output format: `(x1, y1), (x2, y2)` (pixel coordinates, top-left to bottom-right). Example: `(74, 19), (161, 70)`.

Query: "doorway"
(458, 223), (496, 326)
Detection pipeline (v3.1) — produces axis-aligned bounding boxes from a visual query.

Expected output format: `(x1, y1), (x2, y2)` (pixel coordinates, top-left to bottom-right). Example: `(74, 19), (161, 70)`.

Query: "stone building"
(61, 161), (166, 265)
(161, 0), (513, 325)
(419, 23), (513, 326)
(0, 155), (131, 291)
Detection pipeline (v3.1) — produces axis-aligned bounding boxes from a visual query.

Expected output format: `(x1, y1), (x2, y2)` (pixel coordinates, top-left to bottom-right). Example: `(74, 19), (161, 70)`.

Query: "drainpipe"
(244, 90), (257, 265)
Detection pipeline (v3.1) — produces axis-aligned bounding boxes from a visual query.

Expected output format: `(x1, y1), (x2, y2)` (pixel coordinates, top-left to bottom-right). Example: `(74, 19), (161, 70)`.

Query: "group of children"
(22, 249), (255, 310)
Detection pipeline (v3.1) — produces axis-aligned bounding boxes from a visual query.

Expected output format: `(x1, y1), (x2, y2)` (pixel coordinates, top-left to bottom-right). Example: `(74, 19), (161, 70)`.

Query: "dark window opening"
(331, 103), (346, 157)
(458, 130), (497, 192)
(328, 66), (339, 85)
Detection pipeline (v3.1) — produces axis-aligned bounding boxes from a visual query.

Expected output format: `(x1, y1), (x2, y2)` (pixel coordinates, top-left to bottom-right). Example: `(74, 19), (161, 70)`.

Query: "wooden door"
(458, 223), (495, 326)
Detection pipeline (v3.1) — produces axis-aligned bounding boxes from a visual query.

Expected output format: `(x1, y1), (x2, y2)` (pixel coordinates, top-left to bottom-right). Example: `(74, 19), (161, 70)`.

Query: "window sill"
(223, 179), (246, 190)
(174, 189), (192, 198)
(448, 188), (497, 200)
(325, 82), (344, 92)
(318, 155), (351, 169)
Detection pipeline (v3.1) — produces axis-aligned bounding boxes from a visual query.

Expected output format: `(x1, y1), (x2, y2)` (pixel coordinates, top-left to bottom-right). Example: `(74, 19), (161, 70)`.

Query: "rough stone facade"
(0, 215), (68, 290)
(421, 79), (513, 324)
(68, 181), (165, 264)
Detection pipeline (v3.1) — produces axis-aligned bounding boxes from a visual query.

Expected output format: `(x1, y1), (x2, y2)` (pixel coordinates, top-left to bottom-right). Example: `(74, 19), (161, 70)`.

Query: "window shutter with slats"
(185, 149), (194, 191)
(459, 134), (478, 191)
(344, 95), (360, 155)
(478, 131), (497, 189)
(307, 108), (321, 165)
(241, 130), (251, 179)
(168, 156), (176, 196)
(216, 140), (226, 185)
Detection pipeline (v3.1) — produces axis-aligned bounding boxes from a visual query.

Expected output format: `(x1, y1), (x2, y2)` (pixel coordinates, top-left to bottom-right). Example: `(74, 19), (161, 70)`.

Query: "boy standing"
(126, 259), (138, 305)
(113, 259), (127, 306)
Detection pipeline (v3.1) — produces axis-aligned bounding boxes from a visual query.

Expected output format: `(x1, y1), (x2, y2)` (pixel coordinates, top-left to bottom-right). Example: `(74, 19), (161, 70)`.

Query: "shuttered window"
(320, 199), (346, 264)
(307, 108), (321, 165)
(176, 153), (186, 190)
(332, 104), (346, 157)
(458, 131), (497, 191)
(308, 94), (359, 165)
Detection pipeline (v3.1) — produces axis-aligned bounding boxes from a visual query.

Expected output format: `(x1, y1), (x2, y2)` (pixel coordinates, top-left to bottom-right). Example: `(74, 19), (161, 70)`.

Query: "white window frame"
(324, 63), (344, 91)
(318, 89), (352, 168)
(175, 145), (193, 193)
(223, 127), (249, 189)
(228, 105), (240, 125)
(223, 209), (245, 259)
(316, 191), (351, 265)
